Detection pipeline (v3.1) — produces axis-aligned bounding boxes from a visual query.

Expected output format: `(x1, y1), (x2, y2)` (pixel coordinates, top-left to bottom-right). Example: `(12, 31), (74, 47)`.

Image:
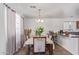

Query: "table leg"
(28, 45), (30, 55)
(49, 44), (53, 55)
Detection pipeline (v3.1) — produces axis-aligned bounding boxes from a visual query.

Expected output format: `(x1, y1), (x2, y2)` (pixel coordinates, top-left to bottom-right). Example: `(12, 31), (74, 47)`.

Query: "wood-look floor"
(14, 43), (72, 55)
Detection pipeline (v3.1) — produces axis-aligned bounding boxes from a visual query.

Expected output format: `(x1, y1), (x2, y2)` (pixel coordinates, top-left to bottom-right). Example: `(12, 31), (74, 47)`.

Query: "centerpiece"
(35, 26), (44, 36)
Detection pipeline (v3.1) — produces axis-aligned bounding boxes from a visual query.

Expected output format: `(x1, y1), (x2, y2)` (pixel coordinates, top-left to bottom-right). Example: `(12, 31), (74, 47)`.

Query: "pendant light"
(37, 9), (44, 23)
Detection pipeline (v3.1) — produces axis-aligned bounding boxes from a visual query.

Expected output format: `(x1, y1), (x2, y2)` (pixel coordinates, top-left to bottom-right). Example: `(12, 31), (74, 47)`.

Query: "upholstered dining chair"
(33, 37), (46, 54)
(24, 29), (28, 40)
(24, 29), (32, 39)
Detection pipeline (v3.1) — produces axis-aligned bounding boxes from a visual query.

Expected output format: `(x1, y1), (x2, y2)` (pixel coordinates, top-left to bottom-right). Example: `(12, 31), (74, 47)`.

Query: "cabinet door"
(69, 38), (78, 55)
(64, 21), (76, 31)
(76, 21), (79, 29)
(72, 38), (78, 54)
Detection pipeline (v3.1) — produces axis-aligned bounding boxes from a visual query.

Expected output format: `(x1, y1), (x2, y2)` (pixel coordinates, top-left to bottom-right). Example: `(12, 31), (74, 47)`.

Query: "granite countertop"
(70, 35), (79, 38)
(69, 34), (79, 38)
(59, 34), (79, 38)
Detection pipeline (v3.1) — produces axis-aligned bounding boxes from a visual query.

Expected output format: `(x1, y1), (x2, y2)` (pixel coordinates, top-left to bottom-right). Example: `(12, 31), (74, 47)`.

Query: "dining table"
(23, 36), (55, 55)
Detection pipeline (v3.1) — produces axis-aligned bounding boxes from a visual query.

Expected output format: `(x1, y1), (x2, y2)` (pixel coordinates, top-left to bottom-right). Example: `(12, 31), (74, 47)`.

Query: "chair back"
(33, 37), (46, 53)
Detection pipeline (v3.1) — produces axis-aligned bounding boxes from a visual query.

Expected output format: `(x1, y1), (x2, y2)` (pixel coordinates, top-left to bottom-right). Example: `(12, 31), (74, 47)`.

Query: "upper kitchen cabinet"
(63, 21), (76, 32)
(63, 17), (79, 32)
(76, 21), (79, 29)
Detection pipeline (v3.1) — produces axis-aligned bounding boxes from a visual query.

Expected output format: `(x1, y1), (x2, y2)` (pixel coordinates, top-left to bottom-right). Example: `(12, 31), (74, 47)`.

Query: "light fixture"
(40, 19), (44, 23)
(36, 19), (41, 23)
(36, 9), (44, 23)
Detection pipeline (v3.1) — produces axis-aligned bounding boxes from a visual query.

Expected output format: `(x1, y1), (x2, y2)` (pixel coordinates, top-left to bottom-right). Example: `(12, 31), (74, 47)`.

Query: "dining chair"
(24, 29), (32, 39)
(24, 29), (28, 40)
(33, 37), (46, 54)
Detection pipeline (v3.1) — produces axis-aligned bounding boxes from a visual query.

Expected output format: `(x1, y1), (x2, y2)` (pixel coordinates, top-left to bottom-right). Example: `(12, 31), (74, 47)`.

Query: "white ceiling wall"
(7, 3), (79, 18)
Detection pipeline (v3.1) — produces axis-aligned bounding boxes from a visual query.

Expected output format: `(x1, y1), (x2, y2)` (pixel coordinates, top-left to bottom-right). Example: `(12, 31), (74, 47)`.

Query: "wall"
(23, 18), (64, 35)
(0, 4), (7, 54)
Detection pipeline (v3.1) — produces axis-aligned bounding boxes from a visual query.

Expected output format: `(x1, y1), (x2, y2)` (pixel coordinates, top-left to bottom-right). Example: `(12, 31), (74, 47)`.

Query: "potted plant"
(35, 26), (44, 36)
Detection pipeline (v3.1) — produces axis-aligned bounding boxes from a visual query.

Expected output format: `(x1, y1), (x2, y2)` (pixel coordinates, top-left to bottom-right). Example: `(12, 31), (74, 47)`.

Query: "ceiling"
(7, 3), (79, 18)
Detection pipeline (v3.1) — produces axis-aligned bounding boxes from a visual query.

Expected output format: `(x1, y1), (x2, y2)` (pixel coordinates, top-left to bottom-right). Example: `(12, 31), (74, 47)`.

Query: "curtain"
(15, 13), (21, 51)
(6, 8), (16, 55)
(6, 7), (23, 54)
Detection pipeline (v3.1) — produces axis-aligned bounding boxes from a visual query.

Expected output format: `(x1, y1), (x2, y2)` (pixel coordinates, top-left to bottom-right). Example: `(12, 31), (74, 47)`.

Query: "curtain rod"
(3, 3), (16, 13)
(3, 3), (24, 19)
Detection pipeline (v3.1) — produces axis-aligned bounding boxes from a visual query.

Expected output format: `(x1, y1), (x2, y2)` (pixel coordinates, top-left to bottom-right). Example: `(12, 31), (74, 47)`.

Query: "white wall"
(23, 18), (64, 35)
(0, 4), (7, 54)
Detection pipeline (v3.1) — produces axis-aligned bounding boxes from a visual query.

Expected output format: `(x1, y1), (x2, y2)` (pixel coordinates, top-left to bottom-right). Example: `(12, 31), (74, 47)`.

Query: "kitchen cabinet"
(63, 21), (76, 31)
(56, 35), (78, 55)
(76, 21), (79, 29)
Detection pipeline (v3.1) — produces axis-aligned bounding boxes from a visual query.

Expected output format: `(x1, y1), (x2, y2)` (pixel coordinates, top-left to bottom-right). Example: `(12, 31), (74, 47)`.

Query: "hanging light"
(36, 9), (44, 23)
(41, 19), (44, 23)
(36, 19), (41, 23)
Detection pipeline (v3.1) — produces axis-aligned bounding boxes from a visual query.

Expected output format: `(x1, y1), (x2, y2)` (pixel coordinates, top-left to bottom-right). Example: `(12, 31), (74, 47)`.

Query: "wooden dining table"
(23, 36), (55, 55)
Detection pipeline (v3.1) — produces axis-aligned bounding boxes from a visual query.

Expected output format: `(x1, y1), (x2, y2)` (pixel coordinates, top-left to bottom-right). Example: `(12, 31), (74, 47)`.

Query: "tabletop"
(23, 37), (55, 49)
